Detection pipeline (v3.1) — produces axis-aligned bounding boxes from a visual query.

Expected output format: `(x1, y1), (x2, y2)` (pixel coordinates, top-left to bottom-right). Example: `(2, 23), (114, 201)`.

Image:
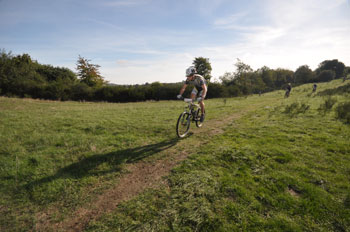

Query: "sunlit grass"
(1, 79), (350, 231)
(86, 80), (350, 232)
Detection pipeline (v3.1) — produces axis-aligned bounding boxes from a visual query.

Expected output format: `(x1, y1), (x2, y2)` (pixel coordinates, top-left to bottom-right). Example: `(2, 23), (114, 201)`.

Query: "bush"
(283, 102), (310, 116)
(316, 70), (336, 82)
(335, 102), (350, 124)
(318, 97), (337, 115)
(318, 83), (350, 96)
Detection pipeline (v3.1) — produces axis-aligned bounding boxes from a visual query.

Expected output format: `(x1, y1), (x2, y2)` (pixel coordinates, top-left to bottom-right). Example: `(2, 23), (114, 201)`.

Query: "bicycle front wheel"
(195, 109), (205, 128)
(176, 112), (191, 138)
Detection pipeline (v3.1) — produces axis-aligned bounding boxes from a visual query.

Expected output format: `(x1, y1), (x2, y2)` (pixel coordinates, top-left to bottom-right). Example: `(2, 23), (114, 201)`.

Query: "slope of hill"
(1, 80), (349, 231)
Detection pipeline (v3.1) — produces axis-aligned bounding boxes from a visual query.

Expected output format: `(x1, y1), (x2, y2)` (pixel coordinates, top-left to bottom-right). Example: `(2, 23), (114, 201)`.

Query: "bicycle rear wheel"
(176, 112), (191, 138)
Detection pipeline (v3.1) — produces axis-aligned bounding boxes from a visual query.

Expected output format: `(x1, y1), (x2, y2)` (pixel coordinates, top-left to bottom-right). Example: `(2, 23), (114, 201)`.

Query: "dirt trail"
(35, 111), (244, 232)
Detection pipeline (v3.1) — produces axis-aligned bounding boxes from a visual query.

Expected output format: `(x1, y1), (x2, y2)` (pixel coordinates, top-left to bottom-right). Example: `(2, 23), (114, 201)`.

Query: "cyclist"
(177, 66), (207, 122)
(312, 83), (317, 92)
(285, 83), (292, 98)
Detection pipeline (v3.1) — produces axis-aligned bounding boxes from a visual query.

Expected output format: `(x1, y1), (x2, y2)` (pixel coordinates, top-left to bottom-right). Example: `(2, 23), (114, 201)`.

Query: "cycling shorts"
(191, 88), (207, 99)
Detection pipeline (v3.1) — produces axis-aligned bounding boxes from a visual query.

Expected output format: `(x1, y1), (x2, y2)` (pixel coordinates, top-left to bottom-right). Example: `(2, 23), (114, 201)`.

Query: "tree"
(193, 57), (212, 82)
(294, 65), (314, 84)
(274, 68), (294, 88)
(250, 71), (266, 93)
(316, 59), (345, 78)
(231, 59), (254, 94)
(317, 70), (335, 82)
(76, 56), (105, 87)
(344, 66), (350, 76)
(257, 66), (275, 90)
(234, 59), (253, 77)
(219, 72), (234, 86)
(37, 64), (77, 82)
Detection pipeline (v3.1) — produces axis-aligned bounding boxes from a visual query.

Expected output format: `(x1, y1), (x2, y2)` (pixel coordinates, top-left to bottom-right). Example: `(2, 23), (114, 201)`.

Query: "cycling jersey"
(185, 74), (207, 92)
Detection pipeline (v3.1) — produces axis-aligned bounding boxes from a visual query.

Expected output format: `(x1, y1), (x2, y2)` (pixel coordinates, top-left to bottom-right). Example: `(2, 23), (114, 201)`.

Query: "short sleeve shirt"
(185, 74), (207, 92)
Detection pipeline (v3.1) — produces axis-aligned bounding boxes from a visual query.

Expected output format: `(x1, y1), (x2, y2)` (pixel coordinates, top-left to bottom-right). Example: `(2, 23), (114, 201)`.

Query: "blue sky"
(1, 0), (350, 84)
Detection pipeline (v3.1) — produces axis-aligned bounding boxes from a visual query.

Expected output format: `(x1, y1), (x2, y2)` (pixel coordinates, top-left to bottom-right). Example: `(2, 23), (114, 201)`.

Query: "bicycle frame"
(183, 98), (201, 121)
(176, 98), (204, 138)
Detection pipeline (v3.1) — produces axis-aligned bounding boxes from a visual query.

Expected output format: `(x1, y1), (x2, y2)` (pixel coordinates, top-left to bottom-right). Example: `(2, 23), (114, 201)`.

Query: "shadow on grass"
(26, 137), (181, 189)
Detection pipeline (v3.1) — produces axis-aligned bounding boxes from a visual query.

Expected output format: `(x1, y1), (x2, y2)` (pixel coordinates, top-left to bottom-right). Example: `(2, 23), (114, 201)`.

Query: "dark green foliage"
(37, 64), (76, 82)
(344, 194), (350, 208)
(1, 49), (349, 103)
(206, 82), (229, 98)
(316, 59), (345, 78)
(193, 57), (212, 82)
(71, 82), (94, 101)
(283, 102), (310, 116)
(0, 50), (77, 100)
(294, 65), (314, 83)
(318, 83), (350, 96)
(258, 66), (275, 90)
(335, 102), (350, 124)
(220, 63), (294, 95)
(318, 97), (337, 114)
(275, 68), (294, 88)
(316, 70), (336, 82)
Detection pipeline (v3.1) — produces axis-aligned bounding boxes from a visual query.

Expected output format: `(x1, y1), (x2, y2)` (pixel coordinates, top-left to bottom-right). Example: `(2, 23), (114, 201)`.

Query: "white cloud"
(101, 53), (193, 84)
(205, 0), (350, 77)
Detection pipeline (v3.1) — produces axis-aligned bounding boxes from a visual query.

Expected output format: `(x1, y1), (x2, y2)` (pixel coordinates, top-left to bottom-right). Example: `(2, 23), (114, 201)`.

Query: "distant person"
(312, 83), (317, 92)
(177, 66), (207, 122)
(285, 83), (292, 98)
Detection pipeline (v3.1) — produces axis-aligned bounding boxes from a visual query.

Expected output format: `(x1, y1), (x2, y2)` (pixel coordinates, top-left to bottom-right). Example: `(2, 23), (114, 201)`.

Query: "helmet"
(186, 66), (196, 77)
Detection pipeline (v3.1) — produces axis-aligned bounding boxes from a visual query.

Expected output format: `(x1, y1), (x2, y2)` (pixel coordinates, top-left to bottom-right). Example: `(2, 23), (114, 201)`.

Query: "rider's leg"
(199, 90), (206, 114)
(191, 88), (197, 101)
(199, 101), (205, 114)
(191, 93), (196, 101)
(199, 100), (205, 122)
(198, 90), (206, 122)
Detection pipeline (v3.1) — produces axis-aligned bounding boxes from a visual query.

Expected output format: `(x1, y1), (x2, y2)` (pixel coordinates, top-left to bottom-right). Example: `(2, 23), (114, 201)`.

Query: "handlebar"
(184, 98), (202, 103)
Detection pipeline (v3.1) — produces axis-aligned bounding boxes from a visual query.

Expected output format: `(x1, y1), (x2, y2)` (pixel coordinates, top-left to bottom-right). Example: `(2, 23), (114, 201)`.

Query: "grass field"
(1, 80), (350, 231)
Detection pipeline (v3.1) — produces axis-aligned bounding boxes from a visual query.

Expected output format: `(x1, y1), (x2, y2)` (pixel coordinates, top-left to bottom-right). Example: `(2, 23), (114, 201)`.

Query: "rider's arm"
(179, 84), (187, 95)
(201, 84), (207, 98)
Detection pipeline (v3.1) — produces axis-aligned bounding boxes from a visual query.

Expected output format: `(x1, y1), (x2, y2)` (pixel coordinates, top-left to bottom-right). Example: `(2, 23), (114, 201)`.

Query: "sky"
(1, 0), (350, 84)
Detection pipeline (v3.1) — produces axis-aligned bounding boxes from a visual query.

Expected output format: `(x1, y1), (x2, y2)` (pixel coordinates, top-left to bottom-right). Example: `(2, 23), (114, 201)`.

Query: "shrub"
(283, 102), (310, 116)
(316, 70), (336, 82)
(335, 102), (350, 124)
(318, 83), (350, 96)
(318, 97), (337, 115)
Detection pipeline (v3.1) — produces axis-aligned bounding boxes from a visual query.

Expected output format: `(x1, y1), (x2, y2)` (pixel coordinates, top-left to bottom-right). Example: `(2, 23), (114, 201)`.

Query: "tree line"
(0, 49), (349, 102)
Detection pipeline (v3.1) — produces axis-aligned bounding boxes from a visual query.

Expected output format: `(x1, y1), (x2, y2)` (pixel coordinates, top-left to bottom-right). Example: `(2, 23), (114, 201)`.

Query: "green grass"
(1, 79), (350, 231)
(86, 80), (350, 232)
(0, 95), (251, 231)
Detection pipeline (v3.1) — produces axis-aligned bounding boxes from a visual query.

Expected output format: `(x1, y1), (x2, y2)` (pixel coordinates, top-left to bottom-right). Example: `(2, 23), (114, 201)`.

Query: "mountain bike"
(176, 98), (204, 138)
(284, 90), (290, 98)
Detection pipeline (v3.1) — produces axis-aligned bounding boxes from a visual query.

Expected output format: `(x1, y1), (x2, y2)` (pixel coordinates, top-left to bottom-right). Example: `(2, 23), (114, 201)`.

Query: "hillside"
(1, 80), (350, 231)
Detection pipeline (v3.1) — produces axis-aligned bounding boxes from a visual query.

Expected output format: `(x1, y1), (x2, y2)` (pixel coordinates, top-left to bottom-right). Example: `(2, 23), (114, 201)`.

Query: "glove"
(177, 95), (183, 99)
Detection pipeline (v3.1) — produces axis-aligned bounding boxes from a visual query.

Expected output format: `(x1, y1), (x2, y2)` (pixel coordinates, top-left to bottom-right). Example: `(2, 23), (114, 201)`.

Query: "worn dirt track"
(34, 111), (244, 232)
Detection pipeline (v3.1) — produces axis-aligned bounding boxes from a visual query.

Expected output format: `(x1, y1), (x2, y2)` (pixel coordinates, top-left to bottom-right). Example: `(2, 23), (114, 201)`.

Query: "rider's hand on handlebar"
(177, 94), (183, 100)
